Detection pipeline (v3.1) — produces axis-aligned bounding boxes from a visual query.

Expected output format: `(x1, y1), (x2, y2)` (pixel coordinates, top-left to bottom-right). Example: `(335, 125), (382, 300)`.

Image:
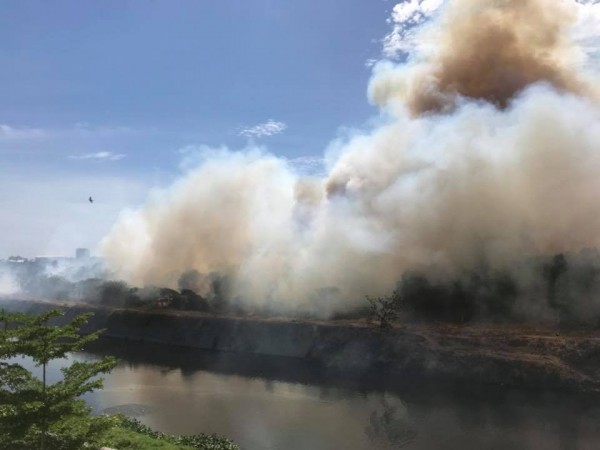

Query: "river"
(23, 338), (600, 450)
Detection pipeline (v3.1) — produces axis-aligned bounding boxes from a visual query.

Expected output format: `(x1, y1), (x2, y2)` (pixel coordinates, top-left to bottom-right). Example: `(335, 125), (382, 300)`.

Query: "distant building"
(7, 256), (28, 264)
(75, 248), (90, 259)
(33, 256), (71, 268)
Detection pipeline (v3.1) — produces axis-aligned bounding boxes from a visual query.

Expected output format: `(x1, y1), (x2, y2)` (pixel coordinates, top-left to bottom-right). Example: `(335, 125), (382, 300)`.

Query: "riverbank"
(2, 298), (599, 393)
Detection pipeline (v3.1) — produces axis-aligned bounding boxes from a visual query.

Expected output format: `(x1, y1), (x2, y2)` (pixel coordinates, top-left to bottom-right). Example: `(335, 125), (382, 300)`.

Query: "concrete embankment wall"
(1, 299), (598, 392)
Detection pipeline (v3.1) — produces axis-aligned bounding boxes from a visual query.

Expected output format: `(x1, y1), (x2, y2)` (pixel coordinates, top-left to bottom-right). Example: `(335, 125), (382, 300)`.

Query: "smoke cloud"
(0, 272), (20, 296)
(371, 0), (599, 115)
(101, 0), (600, 317)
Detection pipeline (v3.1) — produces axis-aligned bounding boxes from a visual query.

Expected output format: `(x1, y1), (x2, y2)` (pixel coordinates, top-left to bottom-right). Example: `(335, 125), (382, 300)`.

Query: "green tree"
(366, 290), (404, 329)
(0, 309), (117, 450)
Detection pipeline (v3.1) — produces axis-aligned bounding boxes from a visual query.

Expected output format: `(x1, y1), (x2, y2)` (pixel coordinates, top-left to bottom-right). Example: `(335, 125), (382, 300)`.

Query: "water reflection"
(365, 397), (417, 449)
(25, 338), (600, 450)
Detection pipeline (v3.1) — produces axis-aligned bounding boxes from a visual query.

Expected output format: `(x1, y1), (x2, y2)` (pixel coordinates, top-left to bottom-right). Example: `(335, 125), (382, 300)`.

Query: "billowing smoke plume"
(101, 0), (600, 318)
(370, 0), (599, 114)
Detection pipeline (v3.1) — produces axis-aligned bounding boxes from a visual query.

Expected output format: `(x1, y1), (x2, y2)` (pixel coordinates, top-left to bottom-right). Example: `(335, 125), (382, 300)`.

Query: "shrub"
(366, 291), (404, 328)
(113, 415), (239, 450)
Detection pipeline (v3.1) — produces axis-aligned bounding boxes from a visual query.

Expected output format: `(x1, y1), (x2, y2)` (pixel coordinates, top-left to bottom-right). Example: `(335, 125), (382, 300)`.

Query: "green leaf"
(0, 309), (118, 449)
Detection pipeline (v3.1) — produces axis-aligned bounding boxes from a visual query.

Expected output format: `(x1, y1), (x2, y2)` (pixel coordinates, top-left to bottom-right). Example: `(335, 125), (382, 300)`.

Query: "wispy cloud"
(240, 119), (287, 139)
(0, 122), (137, 142)
(73, 122), (135, 138)
(68, 151), (126, 161)
(0, 124), (47, 141)
(286, 155), (325, 175)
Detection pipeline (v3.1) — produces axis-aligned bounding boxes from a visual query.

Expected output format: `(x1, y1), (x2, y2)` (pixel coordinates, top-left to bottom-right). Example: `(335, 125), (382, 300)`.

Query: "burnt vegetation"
(397, 269), (518, 323)
(392, 249), (600, 325)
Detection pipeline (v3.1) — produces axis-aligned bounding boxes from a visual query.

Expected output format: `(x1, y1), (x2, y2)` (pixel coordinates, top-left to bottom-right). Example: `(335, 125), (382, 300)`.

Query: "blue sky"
(0, 0), (395, 257)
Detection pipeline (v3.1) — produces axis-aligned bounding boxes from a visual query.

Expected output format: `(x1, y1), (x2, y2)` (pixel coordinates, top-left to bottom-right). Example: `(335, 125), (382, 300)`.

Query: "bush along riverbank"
(101, 415), (239, 450)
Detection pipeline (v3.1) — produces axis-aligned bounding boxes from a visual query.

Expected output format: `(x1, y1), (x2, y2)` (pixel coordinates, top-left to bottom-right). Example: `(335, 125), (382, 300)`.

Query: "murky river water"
(24, 338), (600, 450)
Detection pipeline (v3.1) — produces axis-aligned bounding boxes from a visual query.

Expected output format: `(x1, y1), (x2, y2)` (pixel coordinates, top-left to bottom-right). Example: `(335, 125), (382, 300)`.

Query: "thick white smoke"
(101, 0), (600, 316)
(0, 272), (20, 296)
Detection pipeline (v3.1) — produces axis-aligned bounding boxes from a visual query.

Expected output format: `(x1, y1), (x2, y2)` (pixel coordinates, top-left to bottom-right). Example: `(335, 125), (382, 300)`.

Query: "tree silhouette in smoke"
(366, 291), (404, 329)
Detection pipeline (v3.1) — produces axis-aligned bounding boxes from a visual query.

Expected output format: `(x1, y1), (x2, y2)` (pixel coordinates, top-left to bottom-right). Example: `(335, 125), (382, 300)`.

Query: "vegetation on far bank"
(6, 249), (600, 326)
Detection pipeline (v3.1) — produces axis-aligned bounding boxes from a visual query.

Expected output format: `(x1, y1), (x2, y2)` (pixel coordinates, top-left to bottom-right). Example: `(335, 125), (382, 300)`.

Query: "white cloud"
(240, 119), (287, 139)
(573, 0), (600, 70)
(382, 0), (444, 59)
(68, 151), (126, 161)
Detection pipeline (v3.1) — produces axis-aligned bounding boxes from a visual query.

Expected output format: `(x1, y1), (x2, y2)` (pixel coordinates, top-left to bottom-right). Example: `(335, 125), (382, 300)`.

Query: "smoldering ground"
(99, 0), (600, 321)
